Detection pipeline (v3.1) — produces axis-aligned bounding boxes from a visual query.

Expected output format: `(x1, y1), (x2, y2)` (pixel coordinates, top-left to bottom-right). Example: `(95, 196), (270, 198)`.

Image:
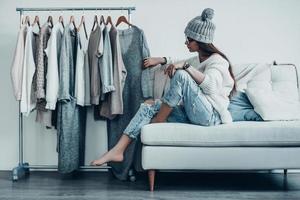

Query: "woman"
(91, 8), (236, 166)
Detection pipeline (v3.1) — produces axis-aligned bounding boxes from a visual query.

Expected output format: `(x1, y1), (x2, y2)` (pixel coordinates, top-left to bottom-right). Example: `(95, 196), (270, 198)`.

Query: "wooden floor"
(1, 170), (300, 199)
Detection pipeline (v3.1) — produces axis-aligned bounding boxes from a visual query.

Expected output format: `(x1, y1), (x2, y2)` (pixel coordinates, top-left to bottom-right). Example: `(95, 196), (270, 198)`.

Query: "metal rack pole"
(128, 9), (131, 23)
(19, 101), (23, 165)
(18, 10), (23, 166)
(12, 6), (136, 180)
(12, 10), (29, 181)
(16, 7), (136, 12)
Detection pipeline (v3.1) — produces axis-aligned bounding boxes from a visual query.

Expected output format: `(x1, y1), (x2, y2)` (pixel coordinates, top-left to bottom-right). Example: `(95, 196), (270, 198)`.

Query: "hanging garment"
(100, 25), (127, 119)
(99, 25), (115, 94)
(57, 24), (86, 173)
(33, 23), (52, 127)
(107, 25), (150, 180)
(88, 25), (102, 105)
(34, 23), (51, 99)
(75, 27), (90, 106)
(11, 24), (27, 101)
(45, 22), (64, 110)
(98, 23), (105, 56)
(97, 25), (115, 118)
(93, 23), (108, 120)
(20, 25), (36, 116)
(31, 25), (41, 102)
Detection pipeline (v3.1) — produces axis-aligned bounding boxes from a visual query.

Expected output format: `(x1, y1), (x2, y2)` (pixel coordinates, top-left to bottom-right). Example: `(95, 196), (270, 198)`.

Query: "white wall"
(1, 0), (300, 170)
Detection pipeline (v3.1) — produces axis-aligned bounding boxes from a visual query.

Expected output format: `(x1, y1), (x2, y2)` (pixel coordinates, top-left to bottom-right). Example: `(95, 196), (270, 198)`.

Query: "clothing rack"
(12, 6), (136, 181)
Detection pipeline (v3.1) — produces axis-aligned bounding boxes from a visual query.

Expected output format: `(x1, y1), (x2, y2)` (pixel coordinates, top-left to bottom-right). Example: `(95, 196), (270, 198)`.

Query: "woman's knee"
(138, 101), (160, 118)
(173, 70), (191, 82)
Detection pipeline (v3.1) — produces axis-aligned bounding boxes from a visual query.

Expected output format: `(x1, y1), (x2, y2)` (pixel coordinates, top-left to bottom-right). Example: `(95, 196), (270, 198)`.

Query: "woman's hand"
(143, 57), (166, 68)
(164, 62), (185, 78)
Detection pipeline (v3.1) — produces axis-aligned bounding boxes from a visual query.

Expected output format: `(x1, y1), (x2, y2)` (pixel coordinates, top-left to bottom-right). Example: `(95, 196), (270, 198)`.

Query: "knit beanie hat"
(184, 8), (216, 44)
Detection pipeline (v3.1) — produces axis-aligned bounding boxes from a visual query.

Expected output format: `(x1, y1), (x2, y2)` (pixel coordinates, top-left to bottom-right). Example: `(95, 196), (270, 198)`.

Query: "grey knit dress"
(57, 24), (86, 173)
(107, 25), (150, 180)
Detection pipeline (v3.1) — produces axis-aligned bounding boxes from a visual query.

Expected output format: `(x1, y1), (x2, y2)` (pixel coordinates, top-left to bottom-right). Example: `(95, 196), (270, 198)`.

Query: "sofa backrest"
(232, 63), (300, 101)
(270, 64), (299, 101)
(152, 57), (300, 102)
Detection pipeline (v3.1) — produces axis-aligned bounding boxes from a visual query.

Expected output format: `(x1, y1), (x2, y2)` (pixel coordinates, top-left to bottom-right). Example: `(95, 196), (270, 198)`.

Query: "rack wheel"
(129, 175), (136, 182)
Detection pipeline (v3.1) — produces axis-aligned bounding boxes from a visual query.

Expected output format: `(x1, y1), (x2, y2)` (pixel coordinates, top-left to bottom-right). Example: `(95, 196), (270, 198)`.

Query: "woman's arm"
(185, 65), (205, 84)
(143, 57), (167, 68)
(164, 62), (205, 84)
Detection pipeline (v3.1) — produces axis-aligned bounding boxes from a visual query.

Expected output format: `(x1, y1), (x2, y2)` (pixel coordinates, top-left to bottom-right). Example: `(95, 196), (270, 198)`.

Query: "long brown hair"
(197, 41), (236, 97)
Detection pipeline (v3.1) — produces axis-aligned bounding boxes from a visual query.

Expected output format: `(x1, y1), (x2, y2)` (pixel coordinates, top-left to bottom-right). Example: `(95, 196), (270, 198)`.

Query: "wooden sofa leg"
(148, 170), (156, 191)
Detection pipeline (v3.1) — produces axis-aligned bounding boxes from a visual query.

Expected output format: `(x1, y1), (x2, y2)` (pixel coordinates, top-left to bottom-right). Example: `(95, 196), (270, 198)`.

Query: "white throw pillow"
(245, 88), (300, 121)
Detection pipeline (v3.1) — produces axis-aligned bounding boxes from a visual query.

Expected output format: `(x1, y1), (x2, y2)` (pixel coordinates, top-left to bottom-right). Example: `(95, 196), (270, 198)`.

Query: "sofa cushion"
(141, 122), (300, 147)
(246, 88), (300, 120)
(244, 64), (300, 120)
(232, 64), (300, 100)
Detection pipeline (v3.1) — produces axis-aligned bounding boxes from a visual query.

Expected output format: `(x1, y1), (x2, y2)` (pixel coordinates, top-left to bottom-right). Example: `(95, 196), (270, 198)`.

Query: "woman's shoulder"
(205, 53), (229, 68)
(209, 53), (228, 63)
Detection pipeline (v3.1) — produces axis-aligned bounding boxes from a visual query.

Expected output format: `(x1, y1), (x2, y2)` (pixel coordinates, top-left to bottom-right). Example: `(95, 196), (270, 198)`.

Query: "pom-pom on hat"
(184, 8), (216, 44)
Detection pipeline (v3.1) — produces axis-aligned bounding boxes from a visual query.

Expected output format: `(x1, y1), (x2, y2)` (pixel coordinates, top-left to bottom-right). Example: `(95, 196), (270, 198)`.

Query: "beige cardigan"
(11, 24), (27, 101)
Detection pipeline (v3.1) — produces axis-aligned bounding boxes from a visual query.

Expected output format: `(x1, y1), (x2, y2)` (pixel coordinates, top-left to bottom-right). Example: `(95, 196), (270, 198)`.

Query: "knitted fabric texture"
(184, 8), (216, 43)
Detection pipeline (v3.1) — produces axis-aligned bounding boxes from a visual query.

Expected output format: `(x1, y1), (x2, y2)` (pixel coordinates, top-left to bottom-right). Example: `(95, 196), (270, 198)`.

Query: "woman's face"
(185, 37), (200, 52)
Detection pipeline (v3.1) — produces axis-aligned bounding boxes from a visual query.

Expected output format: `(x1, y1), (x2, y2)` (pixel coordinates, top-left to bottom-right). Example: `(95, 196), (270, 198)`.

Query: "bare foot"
(90, 149), (124, 166)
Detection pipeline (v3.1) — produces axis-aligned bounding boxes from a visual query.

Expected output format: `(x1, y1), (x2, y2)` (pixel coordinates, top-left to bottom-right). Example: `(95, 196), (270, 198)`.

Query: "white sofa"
(140, 63), (300, 191)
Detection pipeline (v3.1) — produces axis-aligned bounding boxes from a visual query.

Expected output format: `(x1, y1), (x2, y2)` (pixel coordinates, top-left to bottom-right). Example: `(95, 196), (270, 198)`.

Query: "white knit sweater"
(197, 54), (234, 123)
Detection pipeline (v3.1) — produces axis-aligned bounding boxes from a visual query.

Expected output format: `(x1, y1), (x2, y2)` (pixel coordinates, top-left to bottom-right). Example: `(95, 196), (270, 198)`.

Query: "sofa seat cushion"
(141, 121), (300, 147)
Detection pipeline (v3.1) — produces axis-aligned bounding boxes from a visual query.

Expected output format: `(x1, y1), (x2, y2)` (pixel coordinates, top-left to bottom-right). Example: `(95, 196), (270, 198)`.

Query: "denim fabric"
(166, 105), (190, 123)
(124, 100), (191, 139)
(163, 70), (221, 126)
(228, 91), (263, 121)
(124, 70), (221, 139)
(123, 100), (160, 139)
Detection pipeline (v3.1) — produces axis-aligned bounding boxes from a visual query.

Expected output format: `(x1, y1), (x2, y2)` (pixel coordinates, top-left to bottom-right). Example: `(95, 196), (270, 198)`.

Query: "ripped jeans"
(124, 70), (221, 139)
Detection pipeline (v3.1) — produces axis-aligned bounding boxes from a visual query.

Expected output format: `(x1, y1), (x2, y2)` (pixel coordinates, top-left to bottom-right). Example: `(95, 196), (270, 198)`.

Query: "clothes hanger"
(59, 15), (65, 28)
(24, 16), (30, 26)
(115, 15), (132, 27)
(91, 15), (99, 32)
(106, 16), (113, 26)
(78, 15), (88, 39)
(105, 8), (113, 26)
(47, 16), (53, 28)
(46, 9), (53, 28)
(69, 15), (77, 31)
(21, 15), (25, 25)
(32, 15), (41, 29)
(99, 15), (105, 25)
